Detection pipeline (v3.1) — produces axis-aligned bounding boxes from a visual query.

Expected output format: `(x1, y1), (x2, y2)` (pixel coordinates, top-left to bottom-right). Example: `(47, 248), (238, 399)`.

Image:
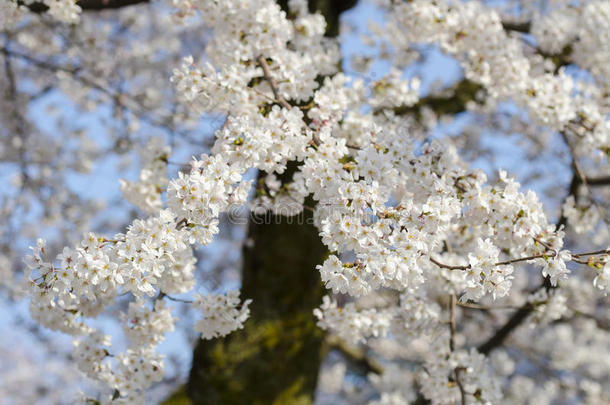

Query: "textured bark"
(187, 188), (328, 405)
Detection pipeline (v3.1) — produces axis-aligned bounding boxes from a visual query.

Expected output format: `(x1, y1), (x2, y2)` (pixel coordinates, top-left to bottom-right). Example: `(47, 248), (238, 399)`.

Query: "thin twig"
(1, 46), (183, 136)
(572, 249), (610, 257)
(256, 55), (291, 110)
(456, 302), (520, 311)
(449, 294), (467, 405)
(163, 295), (194, 304)
(449, 295), (457, 352)
(430, 252), (553, 271)
(431, 245), (610, 272)
(429, 257), (469, 270)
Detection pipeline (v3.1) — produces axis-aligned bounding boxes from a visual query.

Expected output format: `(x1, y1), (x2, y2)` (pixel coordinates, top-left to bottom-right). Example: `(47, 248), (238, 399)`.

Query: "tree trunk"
(165, 2), (357, 404)
(187, 187), (328, 405)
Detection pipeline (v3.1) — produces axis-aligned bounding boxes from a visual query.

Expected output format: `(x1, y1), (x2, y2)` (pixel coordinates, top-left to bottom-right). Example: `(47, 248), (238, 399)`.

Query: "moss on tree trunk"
(187, 190), (328, 404)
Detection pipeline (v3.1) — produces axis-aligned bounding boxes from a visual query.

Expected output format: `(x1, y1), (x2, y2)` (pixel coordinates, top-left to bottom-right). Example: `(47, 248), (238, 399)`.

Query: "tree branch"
(449, 294), (467, 405)
(501, 20), (532, 34)
(1, 46), (187, 138)
(390, 79), (483, 118)
(579, 176), (610, 187)
(256, 55), (291, 110)
(477, 304), (534, 355)
(26, 0), (149, 13)
(326, 335), (384, 375)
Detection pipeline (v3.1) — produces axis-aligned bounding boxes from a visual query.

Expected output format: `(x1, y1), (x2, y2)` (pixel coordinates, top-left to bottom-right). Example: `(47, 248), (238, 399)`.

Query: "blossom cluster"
(120, 137), (171, 214)
(192, 290), (252, 340)
(562, 195), (601, 235)
(23, 207), (247, 401)
(11, 0), (610, 403)
(419, 332), (502, 405)
(385, 0), (610, 156)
